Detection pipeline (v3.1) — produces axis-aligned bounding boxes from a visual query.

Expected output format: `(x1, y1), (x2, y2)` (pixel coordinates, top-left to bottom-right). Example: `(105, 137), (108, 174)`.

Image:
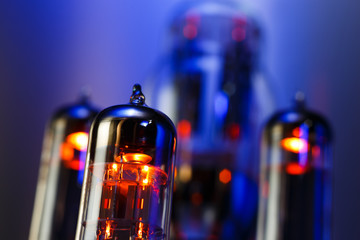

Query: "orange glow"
(123, 153), (152, 163)
(142, 165), (150, 184)
(63, 160), (85, 171)
(177, 120), (191, 139)
(112, 163), (118, 171)
(138, 221), (144, 238)
(191, 192), (203, 206)
(140, 199), (144, 209)
(60, 143), (74, 161)
(105, 221), (111, 239)
(292, 127), (303, 137)
(281, 137), (308, 153)
(219, 169), (232, 184)
(66, 132), (88, 151)
(286, 163), (307, 175)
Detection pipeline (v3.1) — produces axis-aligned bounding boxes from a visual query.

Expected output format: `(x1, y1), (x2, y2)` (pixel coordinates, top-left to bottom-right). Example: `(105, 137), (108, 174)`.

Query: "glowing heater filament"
(105, 221), (111, 239)
(138, 221), (144, 238)
(112, 163), (118, 171)
(66, 132), (89, 151)
(142, 165), (149, 185)
(281, 137), (308, 153)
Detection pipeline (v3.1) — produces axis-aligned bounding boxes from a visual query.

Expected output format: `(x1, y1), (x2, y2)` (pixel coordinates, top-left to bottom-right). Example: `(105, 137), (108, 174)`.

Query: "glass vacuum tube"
(75, 84), (177, 240)
(146, 1), (267, 239)
(257, 94), (332, 240)
(29, 94), (99, 240)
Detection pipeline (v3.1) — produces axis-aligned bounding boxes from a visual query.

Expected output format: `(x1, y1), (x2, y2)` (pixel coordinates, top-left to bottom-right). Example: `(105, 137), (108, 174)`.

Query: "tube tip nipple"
(130, 84), (146, 106)
(294, 91), (306, 109)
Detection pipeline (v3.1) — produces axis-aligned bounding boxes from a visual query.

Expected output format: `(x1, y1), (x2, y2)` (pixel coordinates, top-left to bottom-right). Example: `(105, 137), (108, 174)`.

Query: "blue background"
(0, 0), (359, 239)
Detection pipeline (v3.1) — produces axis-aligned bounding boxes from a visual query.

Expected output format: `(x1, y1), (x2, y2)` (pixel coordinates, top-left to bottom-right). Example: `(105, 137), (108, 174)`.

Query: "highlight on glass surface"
(256, 93), (332, 240)
(75, 84), (177, 240)
(145, 1), (268, 238)
(29, 93), (98, 240)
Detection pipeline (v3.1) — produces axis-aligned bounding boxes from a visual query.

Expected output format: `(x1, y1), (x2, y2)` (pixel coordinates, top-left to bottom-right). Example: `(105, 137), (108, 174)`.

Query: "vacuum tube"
(29, 94), (98, 240)
(257, 94), (332, 240)
(75, 84), (177, 240)
(146, 1), (268, 239)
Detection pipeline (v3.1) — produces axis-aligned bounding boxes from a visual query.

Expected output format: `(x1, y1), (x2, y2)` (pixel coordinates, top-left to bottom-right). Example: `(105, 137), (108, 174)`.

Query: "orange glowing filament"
(123, 153), (152, 164)
(142, 165), (149, 185)
(105, 221), (111, 239)
(61, 131), (89, 170)
(281, 137), (308, 153)
(138, 221), (144, 238)
(112, 163), (118, 171)
(66, 132), (89, 151)
(286, 163), (307, 175)
(219, 169), (232, 184)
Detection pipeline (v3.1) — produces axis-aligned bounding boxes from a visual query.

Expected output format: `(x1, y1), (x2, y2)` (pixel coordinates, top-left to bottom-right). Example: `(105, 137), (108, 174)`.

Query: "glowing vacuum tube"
(257, 94), (332, 240)
(29, 95), (98, 240)
(75, 84), (177, 240)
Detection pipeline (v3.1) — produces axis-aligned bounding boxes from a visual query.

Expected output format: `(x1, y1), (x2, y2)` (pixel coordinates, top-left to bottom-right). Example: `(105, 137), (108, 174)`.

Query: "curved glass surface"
(76, 86), (177, 240)
(257, 104), (332, 240)
(29, 99), (98, 240)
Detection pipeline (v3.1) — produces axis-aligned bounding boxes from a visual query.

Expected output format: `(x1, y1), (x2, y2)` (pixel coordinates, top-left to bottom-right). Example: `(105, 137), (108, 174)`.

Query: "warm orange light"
(66, 132), (88, 151)
(286, 163), (307, 175)
(105, 221), (111, 239)
(219, 169), (232, 184)
(177, 120), (191, 139)
(112, 163), (118, 171)
(60, 143), (74, 161)
(63, 160), (85, 171)
(140, 199), (144, 209)
(123, 153), (152, 163)
(178, 164), (192, 183)
(281, 137), (308, 153)
(292, 127), (303, 137)
(138, 221), (144, 238)
(142, 165), (150, 185)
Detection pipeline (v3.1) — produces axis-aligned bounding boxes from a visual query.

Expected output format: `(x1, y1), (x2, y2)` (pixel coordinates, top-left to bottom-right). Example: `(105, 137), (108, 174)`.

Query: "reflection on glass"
(257, 96), (332, 240)
(76, 85), (177, 240)
(29, 96), (98, 240)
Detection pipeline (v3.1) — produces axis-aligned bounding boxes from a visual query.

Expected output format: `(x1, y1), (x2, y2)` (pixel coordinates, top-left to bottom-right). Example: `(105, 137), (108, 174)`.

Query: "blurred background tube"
(146, 1), (274, 239)
(29, 95), (98, 240)
(257, 94), (332, 240)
